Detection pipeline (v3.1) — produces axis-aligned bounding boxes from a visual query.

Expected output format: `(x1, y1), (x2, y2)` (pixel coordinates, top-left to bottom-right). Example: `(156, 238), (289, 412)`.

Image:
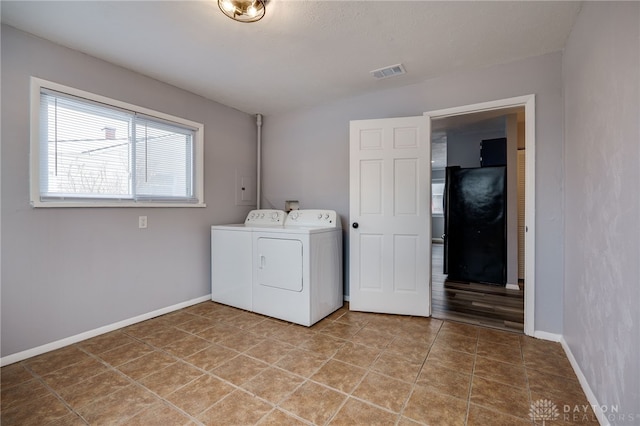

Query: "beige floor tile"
(470, 376), (531, 419)
(77, 384), (158, 424)
(311, 359), (367, 393)
(123, 319), (170, 338)
(352, 371), (412, 413)
(530, 391), (599, 425)
(280, 381), (347, 425)
(166, 374), (234, 416)
(140, 327), (192, 348)
(230, 311), (269, 330)
(319, 321), (363, 340)
(4, 302), (586, 426)
(77, 330), (135, 355)
(384, 337), (431, 364)
(276, 348), (329, 377)
(241, 367), (304, 404)
(123, 402), (192, 425)
(432, 331), (478, 354)
(175, 316), (217, 334)
(139, 361), (204, 397)
(298, 333), (345, 356)
(351, 327), (395, 350)
(0, 378), (51, 410)
(257, 408), (308, 425)
(41, 358), (108, 390)
(198, 390), (272, 425)
(416, 363), (472, 400)
(467, 403), (534, 426)
(334, 310), (373, 328)
(162, 334), (212, 359)
(196, 322), (242, 343)
(527, 368), (587, 401)
(403, 386), (468, 426)
(45, 412), (87, 426)
(478, 328), (522, 346)
(183, 343), (238, 371)
(370, 351), (423, 383)
(333, 341), (382, 368)
(216, 330), (265, 352)
(98, 340), (155, 367)
(425, 345), (476, 375)
(0, 363), (34, 390)
(118, 351), (177, 380)
(212, 354), (269, 386)
(474, 355), (528, 388)
(440, 321), (480, 338)
(477, 339), (523, 364)
(58, 369), (131, 409)
(329, 397), (399, 425)
(270, 326), (315, 347)
(1, 392), (71, 426)
(247, 318), (293, 338)
(23, 345), (92, 376)
(245, 338), (295, 364)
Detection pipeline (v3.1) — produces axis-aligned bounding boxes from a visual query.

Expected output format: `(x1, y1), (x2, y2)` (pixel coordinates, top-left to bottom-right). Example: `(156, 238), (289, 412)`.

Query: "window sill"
(31, 201), (207, 208)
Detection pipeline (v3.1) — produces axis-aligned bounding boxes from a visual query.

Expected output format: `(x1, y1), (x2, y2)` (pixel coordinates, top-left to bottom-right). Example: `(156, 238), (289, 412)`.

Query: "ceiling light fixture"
(218, 0), (266, 23)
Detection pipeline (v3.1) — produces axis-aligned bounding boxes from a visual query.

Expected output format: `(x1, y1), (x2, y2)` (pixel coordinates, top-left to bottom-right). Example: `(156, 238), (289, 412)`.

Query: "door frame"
(424, 94), (536, 336)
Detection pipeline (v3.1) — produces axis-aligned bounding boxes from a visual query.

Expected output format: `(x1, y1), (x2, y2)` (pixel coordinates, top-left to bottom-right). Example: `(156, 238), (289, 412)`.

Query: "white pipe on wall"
(256, 113), (263, 209)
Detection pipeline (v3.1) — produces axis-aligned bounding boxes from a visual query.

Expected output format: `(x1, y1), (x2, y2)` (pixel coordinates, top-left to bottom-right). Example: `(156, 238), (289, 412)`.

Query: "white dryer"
(211, 210), (286, 311)
(252, 209), (343, 326)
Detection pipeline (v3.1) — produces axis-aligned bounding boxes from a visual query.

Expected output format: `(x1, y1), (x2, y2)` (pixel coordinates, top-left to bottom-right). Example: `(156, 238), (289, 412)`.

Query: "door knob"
(352, 222), (359, 229)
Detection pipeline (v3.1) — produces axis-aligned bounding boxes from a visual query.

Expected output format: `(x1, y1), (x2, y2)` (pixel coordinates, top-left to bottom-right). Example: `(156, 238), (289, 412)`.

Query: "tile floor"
(1, 302), (598, 425)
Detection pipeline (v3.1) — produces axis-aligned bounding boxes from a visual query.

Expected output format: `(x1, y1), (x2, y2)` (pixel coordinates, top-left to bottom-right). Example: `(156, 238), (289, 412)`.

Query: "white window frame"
(30, 77), (205, 208)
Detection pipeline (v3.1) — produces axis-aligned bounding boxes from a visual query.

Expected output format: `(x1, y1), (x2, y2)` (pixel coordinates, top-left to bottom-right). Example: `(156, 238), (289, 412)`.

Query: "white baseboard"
(343, 295), (350, 302)
(505, 283), (520, 290)
(0, 295), (211, 367)
(533, 330), (562, 342)
(560, 337), (609, 426)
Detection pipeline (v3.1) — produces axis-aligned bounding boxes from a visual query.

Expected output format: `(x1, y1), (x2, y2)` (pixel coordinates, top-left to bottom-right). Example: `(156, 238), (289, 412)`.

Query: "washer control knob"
(324, 213), (330, 219)
(317, 213), (323, 219)
(260, 213), (265, 218)
(272, 212), (279, 220)
(290, 211), (299, 220)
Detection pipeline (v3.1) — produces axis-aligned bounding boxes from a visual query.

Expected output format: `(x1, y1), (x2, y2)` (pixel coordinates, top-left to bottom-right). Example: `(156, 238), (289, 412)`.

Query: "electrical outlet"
(138, 216), (147, 229)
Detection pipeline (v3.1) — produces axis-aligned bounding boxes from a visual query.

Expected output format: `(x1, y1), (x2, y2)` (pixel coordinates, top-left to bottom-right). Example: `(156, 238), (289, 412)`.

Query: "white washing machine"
(211, 209), (286, 311)
(252, 209), (343, 326)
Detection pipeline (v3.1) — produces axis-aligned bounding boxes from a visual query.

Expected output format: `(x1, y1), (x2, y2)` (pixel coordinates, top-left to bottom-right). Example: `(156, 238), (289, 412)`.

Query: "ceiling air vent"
(370, 63), (406, 80)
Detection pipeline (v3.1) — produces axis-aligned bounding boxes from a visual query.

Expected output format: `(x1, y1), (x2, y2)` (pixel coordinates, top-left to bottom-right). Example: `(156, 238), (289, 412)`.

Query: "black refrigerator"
(443, 166), (507, 286)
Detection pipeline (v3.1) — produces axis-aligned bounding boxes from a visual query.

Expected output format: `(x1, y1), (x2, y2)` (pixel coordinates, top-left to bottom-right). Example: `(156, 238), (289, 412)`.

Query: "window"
(432, 179), (445, 215)
(30, 78), (204, 207)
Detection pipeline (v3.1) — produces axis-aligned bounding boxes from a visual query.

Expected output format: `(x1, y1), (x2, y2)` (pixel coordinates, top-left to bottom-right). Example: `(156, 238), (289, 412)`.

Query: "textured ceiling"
(1, 1), (582, 115)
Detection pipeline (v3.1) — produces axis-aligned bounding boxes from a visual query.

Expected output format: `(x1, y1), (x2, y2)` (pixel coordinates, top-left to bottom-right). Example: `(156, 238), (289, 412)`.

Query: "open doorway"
(425, 95), (535, 335)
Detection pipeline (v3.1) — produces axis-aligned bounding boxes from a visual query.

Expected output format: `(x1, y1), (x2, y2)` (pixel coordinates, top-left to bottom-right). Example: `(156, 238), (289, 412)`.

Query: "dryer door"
(256, 237), (303, 291)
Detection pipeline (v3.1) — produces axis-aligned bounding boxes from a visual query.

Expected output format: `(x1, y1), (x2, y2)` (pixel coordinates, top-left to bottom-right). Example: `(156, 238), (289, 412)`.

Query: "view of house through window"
(32, 81), (204, 207)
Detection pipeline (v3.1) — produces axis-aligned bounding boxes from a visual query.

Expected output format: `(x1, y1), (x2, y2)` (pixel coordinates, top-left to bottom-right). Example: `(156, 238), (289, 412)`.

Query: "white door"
(349, 117), (431, 316)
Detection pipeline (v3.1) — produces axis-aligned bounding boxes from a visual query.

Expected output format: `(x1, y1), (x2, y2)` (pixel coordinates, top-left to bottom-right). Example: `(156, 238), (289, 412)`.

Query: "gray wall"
(1, 26), (256, 357)
(262, 51), (565, 333)
(446, 116), (505, 168)
(563, 2), (640, 419)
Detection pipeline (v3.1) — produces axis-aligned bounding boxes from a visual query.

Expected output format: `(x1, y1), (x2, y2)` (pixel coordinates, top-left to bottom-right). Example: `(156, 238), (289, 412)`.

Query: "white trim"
(0, 295), (211, 367)
(343, 295), (350, 302)
(29, 77), (205, 208)
(505, 283), (520, 290)
(424, 94), (536, 336)
(561, 336), (610, 426)
(533, 330), (562, 342)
